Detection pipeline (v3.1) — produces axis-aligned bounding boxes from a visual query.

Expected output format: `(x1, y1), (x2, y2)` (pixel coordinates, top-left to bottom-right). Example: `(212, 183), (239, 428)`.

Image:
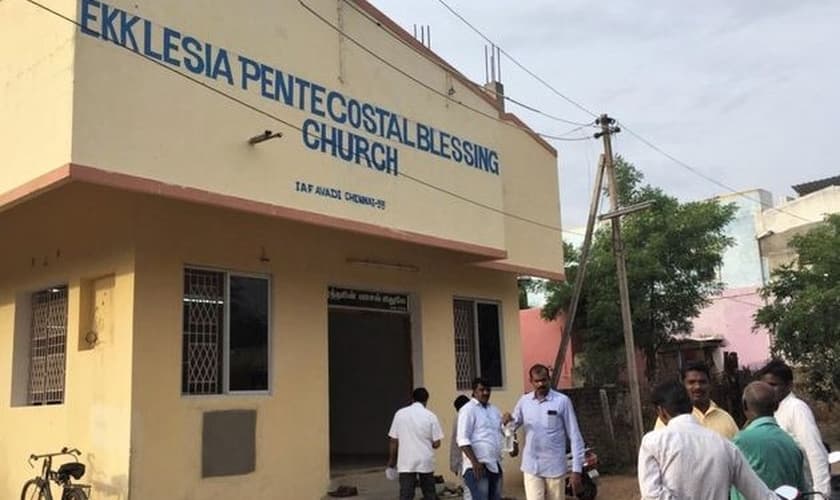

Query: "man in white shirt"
(758, 359), (831, 498)
(457, 377), (504, 500)
(503, 364), (585, 500)
(638, 380), (777, 500)
(388, 387), (445, 500)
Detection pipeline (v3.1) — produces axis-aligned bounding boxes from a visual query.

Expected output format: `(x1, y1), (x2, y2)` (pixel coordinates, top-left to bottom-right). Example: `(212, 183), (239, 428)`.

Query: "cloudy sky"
(369, 0), (840, 230)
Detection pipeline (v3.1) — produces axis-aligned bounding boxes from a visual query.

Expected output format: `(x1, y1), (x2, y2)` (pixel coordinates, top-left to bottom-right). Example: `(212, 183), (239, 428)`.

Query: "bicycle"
(21, 447), (91, 500)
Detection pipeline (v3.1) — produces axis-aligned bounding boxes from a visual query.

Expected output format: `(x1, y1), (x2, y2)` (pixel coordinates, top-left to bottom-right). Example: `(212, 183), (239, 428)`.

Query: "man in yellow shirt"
(654, 361), (739, 439)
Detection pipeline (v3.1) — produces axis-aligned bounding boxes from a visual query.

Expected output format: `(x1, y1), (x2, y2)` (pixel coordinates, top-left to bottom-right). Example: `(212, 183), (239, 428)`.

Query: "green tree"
(518, 277), (542, 309)
(755, 214), (840, 403)
(542, 157), (736, 384)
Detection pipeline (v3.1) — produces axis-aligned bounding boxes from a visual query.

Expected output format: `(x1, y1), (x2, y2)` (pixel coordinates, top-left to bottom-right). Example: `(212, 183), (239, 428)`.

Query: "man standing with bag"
(503, 364), (585, 500)
(387, 387), (445, 500)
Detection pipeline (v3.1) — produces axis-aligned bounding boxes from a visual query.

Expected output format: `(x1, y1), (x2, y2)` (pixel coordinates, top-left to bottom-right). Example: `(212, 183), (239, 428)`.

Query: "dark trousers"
(398, 472), (436, 500)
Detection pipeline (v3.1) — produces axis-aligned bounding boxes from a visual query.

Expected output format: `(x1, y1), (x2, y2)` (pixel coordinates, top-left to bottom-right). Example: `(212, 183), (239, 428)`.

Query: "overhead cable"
(22, 0), (584, 240)
(435, 0), (599, 120)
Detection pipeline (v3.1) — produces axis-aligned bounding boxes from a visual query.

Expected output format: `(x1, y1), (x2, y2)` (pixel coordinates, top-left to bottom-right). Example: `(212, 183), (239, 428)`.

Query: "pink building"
(519, 308), (573, 390)
(691, 287), (771, 369)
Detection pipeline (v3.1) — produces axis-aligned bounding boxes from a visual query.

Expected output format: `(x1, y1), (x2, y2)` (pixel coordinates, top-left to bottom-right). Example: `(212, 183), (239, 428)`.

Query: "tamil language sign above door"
(328, 287), (409, 313)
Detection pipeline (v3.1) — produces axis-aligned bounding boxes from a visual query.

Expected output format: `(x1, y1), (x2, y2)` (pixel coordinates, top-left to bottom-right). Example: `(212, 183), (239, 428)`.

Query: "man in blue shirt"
(730, 381), (804, 500)
(504, 364), (585, 500)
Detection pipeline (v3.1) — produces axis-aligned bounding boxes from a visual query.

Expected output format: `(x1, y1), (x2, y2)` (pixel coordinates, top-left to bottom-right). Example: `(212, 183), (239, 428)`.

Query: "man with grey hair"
(730, 381), (805, 500)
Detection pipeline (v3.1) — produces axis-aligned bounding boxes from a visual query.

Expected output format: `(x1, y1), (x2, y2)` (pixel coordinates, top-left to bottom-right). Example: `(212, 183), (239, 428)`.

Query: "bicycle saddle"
(57, 462), (86, 480)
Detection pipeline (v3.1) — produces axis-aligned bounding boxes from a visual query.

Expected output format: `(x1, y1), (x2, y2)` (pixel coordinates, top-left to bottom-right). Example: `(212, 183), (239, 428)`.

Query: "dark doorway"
(328, 308), (413, 473)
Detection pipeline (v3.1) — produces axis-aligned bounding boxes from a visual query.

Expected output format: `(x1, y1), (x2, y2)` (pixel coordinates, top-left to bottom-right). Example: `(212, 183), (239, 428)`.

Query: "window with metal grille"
(182, 268), (270, 395)
(28, 286), (68, 405)
(453, 299), (503, 389)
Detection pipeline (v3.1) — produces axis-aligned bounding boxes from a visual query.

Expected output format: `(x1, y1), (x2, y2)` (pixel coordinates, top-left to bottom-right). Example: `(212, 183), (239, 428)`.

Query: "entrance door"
(328, 308), (412, 471)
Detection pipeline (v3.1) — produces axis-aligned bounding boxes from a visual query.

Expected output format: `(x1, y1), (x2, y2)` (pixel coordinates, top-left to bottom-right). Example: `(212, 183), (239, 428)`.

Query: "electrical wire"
(539, 124), (597, 142)
(339, 0), (595, 128)
(499, 95), (594, 127)
(540, 133), (594, 142)
(299, 0), (587, 142)
(548, 124), (593, 138)
(618, 122), (816, 224)
(434, 0), (599, 120)
(22, 0), (584, 239)
(431, 0), (816, 227)
(707, 290), (765, 308)
(711, 294), (763, 308)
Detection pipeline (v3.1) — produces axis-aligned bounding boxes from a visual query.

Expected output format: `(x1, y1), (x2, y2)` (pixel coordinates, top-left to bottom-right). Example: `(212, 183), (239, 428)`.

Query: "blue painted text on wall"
(79, 0), (501, 178)
(295, 181), (386, 210)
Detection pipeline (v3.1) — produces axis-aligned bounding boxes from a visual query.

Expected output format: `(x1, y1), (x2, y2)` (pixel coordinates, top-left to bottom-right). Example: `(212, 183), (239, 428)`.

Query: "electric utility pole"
(550, 154), (605, 388)
(551, 114), (647, 449)
(597, 114), (645, 449)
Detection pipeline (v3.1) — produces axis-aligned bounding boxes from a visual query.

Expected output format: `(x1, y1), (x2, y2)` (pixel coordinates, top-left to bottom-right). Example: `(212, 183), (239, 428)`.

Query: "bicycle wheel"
(62, 488), (88, 500)
(20, 479), (48, 500)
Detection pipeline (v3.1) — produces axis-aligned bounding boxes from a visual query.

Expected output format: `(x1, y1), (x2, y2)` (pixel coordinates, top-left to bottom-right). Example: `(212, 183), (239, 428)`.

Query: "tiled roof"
(791, 174), (840, 196)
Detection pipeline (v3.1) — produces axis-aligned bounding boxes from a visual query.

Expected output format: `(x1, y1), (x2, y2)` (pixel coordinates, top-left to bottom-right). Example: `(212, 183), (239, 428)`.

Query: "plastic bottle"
(502, 421), (516, 453)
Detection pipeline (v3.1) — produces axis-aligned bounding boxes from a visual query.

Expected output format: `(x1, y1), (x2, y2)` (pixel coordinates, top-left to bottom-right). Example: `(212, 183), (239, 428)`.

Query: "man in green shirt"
(731, 381), (804, 500)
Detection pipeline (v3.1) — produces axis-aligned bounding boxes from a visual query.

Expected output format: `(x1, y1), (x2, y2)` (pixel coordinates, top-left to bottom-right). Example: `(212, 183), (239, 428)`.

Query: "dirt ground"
(323, 469), (642, 499)
(503, 470), (643, 499)
(325, 455), (837, 499)
(590, 472), (640, 500)
(499, 470), (640, 500)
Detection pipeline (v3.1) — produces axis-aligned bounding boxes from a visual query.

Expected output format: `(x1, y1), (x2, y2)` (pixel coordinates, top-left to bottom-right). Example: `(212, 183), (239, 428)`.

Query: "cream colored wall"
(69, 0), (502, 251)
(758, 186), (840, 235)
(0, 0), (75, 197)
(125, 188), (525, 498)
(66, 0), (562, 274)
(0, 178), (526, 498)
(757, 186), (840, 271)
(494, 123), (564, 272)
(3, 0), (564, 273)
(0, 185), (134, 500)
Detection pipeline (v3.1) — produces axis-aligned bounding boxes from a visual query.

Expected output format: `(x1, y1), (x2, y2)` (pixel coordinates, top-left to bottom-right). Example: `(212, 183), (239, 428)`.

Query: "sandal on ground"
(327, 485), (359, 497)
